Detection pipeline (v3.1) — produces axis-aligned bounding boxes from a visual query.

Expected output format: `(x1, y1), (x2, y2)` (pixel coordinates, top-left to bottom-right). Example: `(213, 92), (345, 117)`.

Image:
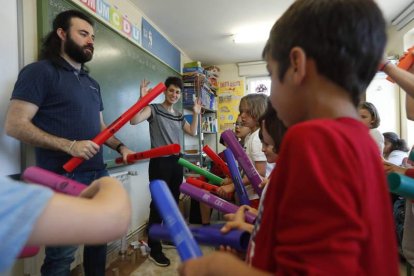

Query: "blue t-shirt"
(0, 176), (53, 273)
(11, 58), (105, 173)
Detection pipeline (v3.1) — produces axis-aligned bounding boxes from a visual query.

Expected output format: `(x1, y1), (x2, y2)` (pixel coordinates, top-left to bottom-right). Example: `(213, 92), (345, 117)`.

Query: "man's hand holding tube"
(117, 145), (135, 164)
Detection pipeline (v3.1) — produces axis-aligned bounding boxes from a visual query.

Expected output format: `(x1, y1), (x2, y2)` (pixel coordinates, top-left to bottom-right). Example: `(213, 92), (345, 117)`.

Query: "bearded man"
(5, 9), (133, 276)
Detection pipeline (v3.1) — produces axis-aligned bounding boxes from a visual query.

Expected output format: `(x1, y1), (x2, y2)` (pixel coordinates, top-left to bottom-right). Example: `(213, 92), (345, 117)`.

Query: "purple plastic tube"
(221, 129), (262, 196)
(150, 180), (202, 261)
(22, 166), (86, 196)
(180, 182), (256, 224)
(224, 149), (250, 206)
(149, 224), (250, 252)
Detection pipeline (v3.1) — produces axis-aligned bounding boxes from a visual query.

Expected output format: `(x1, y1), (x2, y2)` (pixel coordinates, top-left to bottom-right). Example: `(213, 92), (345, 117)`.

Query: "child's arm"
(406, 94), (414, 121)
(253, 160), (266, 177)
(383, 61), (414, 99)
(27, 176), (131, 245)
(384, 161), (408, 174)
(178, 251), (271, 276)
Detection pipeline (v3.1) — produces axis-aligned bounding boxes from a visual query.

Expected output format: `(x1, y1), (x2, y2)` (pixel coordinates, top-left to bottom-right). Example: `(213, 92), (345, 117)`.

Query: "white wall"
(0, 1), (20, 175)
(386, 22), (414, 146)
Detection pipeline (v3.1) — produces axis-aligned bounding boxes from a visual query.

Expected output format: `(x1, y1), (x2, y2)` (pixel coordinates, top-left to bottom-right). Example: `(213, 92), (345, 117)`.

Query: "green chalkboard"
(37, 0), (180, 167)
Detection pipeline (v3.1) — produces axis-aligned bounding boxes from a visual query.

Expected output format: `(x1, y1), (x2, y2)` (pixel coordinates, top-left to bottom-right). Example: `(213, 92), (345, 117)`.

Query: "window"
(365, 72), (401, 136)
(246, 76), (271, 95)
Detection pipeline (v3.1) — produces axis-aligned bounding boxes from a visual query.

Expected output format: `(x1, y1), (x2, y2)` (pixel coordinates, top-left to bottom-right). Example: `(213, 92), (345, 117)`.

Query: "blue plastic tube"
(150, 180), (202, 261)
(221, 130), (262, 196)
(224, 149), (250, 206)
(149, 224), (250, 252)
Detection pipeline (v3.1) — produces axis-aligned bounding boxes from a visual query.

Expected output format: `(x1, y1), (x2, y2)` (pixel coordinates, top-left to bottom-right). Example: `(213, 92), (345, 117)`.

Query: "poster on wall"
(217, 80), (244, 133)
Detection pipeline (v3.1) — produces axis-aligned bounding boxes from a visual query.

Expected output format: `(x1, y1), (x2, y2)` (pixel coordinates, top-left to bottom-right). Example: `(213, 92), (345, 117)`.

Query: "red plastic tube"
(186, 177), (219, 193)
(63, 83), (166, 172)
(202, 145), (230, 177)
(115, 144), (180, 164)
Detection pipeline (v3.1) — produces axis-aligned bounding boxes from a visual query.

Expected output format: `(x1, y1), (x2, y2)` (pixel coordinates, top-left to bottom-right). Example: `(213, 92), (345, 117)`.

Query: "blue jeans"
(41, 169), (109, 276)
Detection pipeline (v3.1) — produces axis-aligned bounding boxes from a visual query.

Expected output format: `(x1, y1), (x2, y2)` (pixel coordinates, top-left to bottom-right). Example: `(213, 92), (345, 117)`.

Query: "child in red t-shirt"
(179, 0), (399, 275)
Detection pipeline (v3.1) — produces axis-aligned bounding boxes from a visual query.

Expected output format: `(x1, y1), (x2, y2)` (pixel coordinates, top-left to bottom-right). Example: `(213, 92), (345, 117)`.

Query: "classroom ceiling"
(130, 0), (414, 66)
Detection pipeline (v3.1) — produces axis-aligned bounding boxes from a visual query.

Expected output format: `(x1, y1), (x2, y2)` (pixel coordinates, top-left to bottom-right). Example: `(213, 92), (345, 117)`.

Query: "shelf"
(202, 106), (217, 113)
(183, 105), (216, 113)
(183, 152), (200, 157)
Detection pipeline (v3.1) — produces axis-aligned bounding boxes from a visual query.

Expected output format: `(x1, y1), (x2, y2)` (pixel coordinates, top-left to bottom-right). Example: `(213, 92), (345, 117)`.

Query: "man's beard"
(64, 34), (94, 64)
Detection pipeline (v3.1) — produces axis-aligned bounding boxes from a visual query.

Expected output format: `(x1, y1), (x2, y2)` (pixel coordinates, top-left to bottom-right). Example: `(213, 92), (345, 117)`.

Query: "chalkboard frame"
(36, 0), (181, 168)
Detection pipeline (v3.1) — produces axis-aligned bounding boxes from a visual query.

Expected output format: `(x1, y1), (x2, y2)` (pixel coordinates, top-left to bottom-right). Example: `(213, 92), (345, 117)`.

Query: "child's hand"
(79, 179), (101, 198)
(384, 161), (407, 175)
(218, 245), (245, 259)
(259, 177), (269, 189)
(221, 205), (256, 234)
(221, 177), (232, 186)
(217, 183), (235, 200)
(79, 176), (121, 199)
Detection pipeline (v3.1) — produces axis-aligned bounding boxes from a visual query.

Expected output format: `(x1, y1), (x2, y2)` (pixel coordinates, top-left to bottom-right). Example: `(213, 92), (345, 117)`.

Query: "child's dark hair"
(383, 132), (409, 152)
(40, 10), (94, 61)
(165, 76), (183, 90)
(258, 100), (287, 154)
(262, 0), (386, 106)
(359, 102), (380, 128)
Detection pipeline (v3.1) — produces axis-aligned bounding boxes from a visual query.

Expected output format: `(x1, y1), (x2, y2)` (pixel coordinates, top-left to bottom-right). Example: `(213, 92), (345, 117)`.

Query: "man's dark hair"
(165, 76), (183, 90)
(39, 9), (94, 61)
(258, 100), (287, 154)
(262, 0), (386, 106)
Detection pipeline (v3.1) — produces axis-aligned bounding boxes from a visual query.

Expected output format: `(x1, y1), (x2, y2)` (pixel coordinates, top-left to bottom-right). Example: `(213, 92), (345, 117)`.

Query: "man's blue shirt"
(11, 58), (105, 173)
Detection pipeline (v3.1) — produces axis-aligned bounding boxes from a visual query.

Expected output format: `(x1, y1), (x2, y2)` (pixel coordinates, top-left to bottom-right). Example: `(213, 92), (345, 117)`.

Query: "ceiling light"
(232, 29), (269, 44)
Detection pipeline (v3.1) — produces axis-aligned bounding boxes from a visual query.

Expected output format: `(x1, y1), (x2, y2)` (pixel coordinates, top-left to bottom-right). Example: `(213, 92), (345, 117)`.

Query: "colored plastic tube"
(18, 246), (40, 258)
(149, 224), (250, 252)
(178, 158), (223, 185)
(115, 144), (181, 164)
(150, 180), (202, 261)
(19, 166), (88, 258)
(221, 130), (262, 196)
(409, 150), (414, 162)
(63, 82), (166, 172)
(22, 166), (87, 196)
(186, 177), (219, 193)
(202, 145), (231, 177)
(180, 182), (256, 224)
(224, 149), (250, 206)
(388, 172), (414, 199)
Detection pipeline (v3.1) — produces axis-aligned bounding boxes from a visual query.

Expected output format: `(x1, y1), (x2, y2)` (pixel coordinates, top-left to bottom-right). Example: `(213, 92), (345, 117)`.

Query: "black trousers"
(147, 155), (183, 254)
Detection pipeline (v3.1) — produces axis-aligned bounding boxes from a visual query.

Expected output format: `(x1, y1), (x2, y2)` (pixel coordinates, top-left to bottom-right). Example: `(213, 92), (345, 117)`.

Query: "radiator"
(23, 170), (146, 275)
(106, 171), (141, 265)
